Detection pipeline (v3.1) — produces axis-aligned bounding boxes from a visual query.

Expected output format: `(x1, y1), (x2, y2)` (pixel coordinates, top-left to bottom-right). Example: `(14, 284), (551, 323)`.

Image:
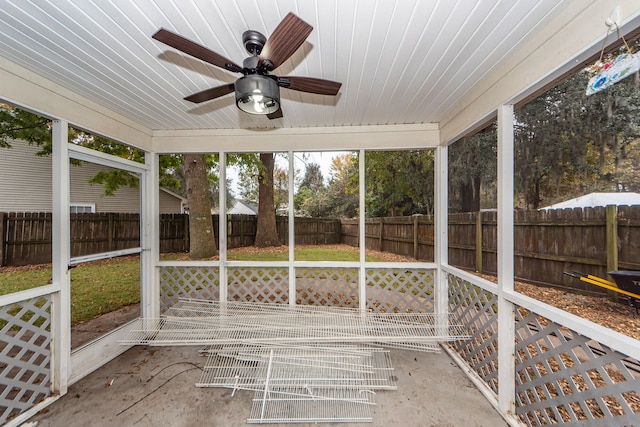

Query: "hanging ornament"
(586, 22), (639, 96)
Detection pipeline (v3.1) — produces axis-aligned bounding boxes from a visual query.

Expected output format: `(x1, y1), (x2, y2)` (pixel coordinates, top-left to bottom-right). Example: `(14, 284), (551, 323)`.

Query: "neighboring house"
(227, 199), (259, 215)
(0, 140), (186, 213)
(541, 192), (640, 210)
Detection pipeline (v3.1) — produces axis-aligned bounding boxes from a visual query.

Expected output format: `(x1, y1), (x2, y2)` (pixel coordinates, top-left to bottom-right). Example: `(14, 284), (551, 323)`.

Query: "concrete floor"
(29, 346), (507, 427)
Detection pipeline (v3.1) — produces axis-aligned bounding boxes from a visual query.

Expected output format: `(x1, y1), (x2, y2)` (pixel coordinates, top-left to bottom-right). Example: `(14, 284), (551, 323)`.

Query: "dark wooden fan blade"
(258, 13), (312, 70)
(152, 28), (243, 73)
(267, 108), (283, 120)
(184, 83), (235, 103)
(277, 76), (341, 95)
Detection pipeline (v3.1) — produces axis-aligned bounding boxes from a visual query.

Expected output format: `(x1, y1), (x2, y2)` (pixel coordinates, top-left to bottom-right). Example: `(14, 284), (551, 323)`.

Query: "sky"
(226, 151), (349, 197)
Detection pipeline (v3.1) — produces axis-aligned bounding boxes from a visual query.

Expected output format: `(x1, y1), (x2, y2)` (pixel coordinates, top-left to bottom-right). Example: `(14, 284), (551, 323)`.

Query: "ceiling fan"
(152, 12), (342, 119)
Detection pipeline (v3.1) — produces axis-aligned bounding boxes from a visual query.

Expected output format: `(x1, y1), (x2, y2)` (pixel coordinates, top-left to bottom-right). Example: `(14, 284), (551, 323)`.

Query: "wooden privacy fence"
(1, 212), (342, 266)
(342, 205), (640, 295)
(2, 207), (638, 296)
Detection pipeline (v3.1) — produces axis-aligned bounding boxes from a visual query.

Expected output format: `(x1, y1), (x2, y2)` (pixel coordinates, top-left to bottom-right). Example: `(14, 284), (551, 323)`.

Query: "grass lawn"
(228, 247), (384, 262)
(1, 258), (141, 325)
(1, 247), (390, 325)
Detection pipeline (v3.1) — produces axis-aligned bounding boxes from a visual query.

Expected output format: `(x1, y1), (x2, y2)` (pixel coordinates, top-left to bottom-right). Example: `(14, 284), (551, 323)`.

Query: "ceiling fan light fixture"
(235, 75), (280, 115)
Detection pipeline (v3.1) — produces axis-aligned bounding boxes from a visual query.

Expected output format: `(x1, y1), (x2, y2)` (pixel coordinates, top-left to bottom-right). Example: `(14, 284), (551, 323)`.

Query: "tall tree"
(254, 153), (280, 247)
(183, 154), (217, 258)
(294, 162), (328, 217)
(325, 154), (359, 218)
(364, 150), (434, 217)
(449, 127), (497, 212)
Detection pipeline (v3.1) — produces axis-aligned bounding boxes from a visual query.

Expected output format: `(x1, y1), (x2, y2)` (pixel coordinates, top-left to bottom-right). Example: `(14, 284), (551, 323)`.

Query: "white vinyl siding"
(1, 140), (184, 213)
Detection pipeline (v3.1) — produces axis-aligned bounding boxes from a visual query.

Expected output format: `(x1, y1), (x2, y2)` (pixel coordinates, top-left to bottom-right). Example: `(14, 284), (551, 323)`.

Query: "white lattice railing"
(159, 265), (220, 312)
(366, 267), (434, 313)
(0, 291), (53, 426)
(445, 267), (640, 427)
(229, 266), (289, 304)
(158, 263), (437, 314)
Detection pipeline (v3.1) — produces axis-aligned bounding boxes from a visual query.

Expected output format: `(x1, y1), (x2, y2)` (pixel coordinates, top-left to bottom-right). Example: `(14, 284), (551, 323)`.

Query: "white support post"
(288, 151), (296, 306)
(358, 150), (366, 311)
(435, 145), (449, 335)
(497, 104), (516, 416)
(51, 119), (70, 394)
(141, 152), (159, 318)
(219, 152), (227, 302)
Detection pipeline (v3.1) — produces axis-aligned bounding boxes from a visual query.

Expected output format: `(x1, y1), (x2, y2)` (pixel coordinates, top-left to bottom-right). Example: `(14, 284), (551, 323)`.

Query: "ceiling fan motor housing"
(242, 30), (267, 55)
(235, 74), (280, 115)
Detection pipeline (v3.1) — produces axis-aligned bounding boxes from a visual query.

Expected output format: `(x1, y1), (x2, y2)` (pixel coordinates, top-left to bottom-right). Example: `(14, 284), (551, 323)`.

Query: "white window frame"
(69, 203), (95, 213)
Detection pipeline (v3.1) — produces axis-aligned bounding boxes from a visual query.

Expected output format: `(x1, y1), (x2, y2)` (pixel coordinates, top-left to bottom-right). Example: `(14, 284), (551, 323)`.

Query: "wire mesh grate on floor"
(247, 386), (376, 424)
(121, 299), (470, 423)
(121, 299), (469, 350)
(198, 344), (396, 392)
(200, 344), (389, 423)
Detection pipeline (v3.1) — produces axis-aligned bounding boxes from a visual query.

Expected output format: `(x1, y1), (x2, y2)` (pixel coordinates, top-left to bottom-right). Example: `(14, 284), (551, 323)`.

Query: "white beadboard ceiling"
(0, 0), (573, 131)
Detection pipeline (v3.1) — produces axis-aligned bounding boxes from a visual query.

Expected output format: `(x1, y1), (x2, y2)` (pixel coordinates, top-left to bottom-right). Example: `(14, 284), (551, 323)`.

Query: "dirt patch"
(71, 303), (140, 349)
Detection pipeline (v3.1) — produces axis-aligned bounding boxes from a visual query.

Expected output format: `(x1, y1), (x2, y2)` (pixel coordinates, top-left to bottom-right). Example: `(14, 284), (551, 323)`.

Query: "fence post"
(0, 212), (5, 267)
(413, 215), (419, 259)
(476, 212), (483, 273)
(606, 204), (618, 276)
(107, 213), (114, 251)
(379, 218), (384, 251)
(184, 214), (189, 251)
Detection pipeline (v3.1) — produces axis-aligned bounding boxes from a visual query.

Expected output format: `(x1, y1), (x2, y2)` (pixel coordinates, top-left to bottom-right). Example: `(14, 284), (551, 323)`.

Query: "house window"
(70, 203), (95, 213)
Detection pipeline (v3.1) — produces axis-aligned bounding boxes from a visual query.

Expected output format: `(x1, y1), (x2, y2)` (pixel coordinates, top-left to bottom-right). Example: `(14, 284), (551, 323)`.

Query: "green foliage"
(0, 103), (51, 150)
(88, 168), (139, 196)
(449, 41), (640, 211)
(294, 153), (359, 218)
(294, 162), (327, 217)
(365, 150), (434, 216)
(236, 153), (263, 204)
(512, 48), (640, 208)
(71, 129), (147, 195)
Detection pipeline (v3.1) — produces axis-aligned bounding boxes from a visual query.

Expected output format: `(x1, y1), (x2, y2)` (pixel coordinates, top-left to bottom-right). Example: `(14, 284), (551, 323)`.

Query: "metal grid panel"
(0, 296), (52, 425)
(121, 299), (469, 348)
(514, 306), (640, 426)
(228, 267), (289, 304)
(159, 266), (219, 313)
(247, 386), (374, 424)
(447, 274), (499, 394)
(198, 344), (396, 392)
(366, 268), (435, 313)
(295, 267), (359, 308)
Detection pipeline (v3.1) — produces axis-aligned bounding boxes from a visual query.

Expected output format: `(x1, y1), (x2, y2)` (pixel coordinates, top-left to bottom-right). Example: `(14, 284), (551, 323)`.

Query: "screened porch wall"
(445, 267), (640, 427)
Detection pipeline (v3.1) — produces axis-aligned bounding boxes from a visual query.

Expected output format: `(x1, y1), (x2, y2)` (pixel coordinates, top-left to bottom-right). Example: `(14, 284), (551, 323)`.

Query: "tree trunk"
(254, 153), (280, 247)
(459, 175), (481, 212)
(184, 154), (217, 259)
